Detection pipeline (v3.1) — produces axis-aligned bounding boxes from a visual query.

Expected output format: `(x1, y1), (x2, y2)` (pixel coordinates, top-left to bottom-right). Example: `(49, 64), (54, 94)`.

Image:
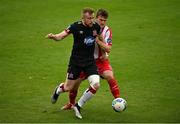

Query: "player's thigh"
(84, 64), (98, 77)
(84, 64), (100, 89)
(67, 64), (82, 80)
(96, 59), (113, 76)
(65, 65), (82, 90)
(72, 78), (83, 90)
(70, 72), (87, 90)
(64, 76), (81, 91)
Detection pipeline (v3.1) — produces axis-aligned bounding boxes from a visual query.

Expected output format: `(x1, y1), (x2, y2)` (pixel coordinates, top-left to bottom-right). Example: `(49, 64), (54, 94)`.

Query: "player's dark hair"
(96, 9), (108, 19)
(82, 7), (95, 14)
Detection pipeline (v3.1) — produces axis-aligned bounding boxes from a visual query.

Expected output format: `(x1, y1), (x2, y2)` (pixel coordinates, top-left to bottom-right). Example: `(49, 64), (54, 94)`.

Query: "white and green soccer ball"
(112, 98), (127, 112)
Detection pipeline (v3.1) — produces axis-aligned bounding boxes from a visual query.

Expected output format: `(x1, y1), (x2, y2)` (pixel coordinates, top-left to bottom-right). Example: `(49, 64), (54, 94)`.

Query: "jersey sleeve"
(104, 29), (112, 46)
(65, 23), (75, 34)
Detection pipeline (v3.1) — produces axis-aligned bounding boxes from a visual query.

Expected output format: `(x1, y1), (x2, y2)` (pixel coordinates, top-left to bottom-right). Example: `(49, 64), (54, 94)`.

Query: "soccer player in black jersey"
(46, 8), (101, 119)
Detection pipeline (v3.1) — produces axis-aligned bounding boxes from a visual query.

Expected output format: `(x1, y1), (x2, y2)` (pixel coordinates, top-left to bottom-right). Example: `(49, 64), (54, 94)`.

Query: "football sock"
(78, 86), (96, 107)
(108, 79), (120, 98)
(69, 90), (78, 104)
(56, 83), (65, 94)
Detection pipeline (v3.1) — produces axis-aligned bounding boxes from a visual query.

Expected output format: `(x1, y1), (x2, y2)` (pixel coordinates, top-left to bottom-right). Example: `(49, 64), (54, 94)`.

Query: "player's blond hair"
(82, 7), (95, 14)
(81, 7), (95, 19)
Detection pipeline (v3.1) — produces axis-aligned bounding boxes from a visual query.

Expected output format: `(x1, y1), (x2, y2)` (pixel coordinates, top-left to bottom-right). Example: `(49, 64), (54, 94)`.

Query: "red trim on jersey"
(108, 42), (112, 46)
(105, 28), (112, 39)
(64, 29), (70, 34)
(101, 27), (105, 34)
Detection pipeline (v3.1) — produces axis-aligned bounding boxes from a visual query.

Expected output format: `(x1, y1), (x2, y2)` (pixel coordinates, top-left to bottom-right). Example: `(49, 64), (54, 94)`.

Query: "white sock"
(78, 88), (94, 107)
(56, 83), (64, 95)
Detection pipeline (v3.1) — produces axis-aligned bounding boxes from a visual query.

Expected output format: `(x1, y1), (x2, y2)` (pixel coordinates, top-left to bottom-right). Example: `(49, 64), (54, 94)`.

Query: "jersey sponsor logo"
(84, 36), (95, 46)
(79, 31), (83, 34)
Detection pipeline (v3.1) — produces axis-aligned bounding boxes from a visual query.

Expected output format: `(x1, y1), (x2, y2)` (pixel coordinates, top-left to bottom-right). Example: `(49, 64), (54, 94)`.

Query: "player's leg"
(69, 78), (81, 104)
(77, 74), (100, 107)
(96, 59), (120, 98)
(51, 64), (81, 104)
(74, 64), (100, 119)
(61, 72), (87, 110)
(74, 74), (100, 119)
(61, 78), (82, 110)
(51, 77), (80, 104)
(101, 70), (120, 98)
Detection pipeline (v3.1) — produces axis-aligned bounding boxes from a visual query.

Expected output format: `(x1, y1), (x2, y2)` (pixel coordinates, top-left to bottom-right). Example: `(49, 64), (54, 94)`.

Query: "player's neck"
(82, 20), (93, 27)
(95, 20), (105, 29)
(101, 26), (105, 31)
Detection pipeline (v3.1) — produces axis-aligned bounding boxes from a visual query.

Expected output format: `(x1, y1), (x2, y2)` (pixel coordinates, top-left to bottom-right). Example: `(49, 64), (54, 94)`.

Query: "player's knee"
(64, 82), (73, 91)
(63, 85), (70, 91)
(93, 82), (100, 90)
(105, 74), (114, 81)
(88, 74), (100, 90)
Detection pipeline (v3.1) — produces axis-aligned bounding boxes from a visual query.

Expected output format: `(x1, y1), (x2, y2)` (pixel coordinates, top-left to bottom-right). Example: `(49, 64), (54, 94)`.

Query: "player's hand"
(95, 37), (101, 43)
(98, 35), (103, 41)
(100, 54), (108, 61)
(46, 33), (55, 39)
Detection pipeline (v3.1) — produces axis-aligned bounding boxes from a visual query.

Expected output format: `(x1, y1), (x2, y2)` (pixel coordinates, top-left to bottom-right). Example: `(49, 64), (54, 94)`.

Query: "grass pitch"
(0, 0), (180, 123)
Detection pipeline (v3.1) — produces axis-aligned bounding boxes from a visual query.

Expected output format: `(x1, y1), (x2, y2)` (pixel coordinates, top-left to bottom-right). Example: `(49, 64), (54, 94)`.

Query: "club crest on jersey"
(68, 73), (74, 79)
(79, 31), (83, 34)
(84, 36), (95, 46)
(93, 30), (97, 36)
(107, 38), (112, 43)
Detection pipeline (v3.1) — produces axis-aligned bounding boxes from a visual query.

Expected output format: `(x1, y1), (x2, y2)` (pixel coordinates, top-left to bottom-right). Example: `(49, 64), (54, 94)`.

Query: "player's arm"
(95, 35), (111, 53)
(46, 30), (69, 41)
(100, 49), (109, 60)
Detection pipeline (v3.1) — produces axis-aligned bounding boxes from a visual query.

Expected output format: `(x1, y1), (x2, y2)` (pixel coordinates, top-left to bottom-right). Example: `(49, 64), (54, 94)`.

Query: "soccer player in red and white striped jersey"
(62, 9), (120, 111)
(95, 9), (120, 98)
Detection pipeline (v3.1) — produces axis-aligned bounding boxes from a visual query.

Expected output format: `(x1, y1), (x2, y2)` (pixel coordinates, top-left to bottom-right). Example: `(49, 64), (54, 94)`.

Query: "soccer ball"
(112, 98), (127, 112)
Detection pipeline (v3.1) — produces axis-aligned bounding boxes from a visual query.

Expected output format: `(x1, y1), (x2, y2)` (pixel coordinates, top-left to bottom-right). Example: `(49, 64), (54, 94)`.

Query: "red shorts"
(79, 59), (112, 79)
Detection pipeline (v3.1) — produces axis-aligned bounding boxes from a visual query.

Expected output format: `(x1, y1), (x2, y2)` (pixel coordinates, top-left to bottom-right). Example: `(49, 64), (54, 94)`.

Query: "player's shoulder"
(68, 21), (83, 30)
(104, 25), (111, 31)
(103, 25), (112, 34)
(93, 21), (100, 28)
(93, 21), (99, 26)
(72, 21), (83, 26)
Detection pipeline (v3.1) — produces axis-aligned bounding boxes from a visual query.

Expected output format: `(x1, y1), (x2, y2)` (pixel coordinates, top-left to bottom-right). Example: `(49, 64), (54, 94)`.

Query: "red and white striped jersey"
(94, 25), (112, 59)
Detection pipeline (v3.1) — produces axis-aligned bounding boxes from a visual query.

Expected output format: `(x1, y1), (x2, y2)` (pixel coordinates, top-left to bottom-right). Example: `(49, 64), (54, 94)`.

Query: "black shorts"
(67, 63), (98, 80)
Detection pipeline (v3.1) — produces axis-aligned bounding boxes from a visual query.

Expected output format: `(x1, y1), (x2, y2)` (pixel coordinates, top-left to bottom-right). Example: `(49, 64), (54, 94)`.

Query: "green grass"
(0, 0), (180, 123)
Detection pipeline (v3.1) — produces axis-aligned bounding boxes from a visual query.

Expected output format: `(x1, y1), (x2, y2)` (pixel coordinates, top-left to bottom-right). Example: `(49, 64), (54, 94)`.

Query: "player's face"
(96, 16), (107, 28)
(83, 13), (95, 27)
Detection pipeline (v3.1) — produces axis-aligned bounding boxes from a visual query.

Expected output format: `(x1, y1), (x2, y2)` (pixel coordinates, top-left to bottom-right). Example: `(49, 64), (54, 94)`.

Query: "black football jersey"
(65, 21), (101, 67)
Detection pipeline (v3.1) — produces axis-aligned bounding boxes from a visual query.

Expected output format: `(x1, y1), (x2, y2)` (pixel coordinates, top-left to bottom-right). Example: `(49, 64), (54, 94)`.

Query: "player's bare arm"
(46, 30), (69, 41)
(95, 35), (111, 53)
(100, 49), (109, 60)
